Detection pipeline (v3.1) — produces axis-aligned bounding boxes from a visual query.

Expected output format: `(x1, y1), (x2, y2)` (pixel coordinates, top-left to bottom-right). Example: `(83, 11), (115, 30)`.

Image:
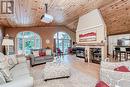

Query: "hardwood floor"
(28, 54), (100, 81)
(58, 55), (100, 80)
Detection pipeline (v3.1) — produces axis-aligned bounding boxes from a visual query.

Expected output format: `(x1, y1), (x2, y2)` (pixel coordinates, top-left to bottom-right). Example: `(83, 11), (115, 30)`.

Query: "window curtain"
(53, 39), (56, 52)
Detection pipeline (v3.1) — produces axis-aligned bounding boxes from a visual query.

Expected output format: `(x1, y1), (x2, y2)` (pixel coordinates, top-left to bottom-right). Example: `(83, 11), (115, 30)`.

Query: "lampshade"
(2, 39), (14, 46)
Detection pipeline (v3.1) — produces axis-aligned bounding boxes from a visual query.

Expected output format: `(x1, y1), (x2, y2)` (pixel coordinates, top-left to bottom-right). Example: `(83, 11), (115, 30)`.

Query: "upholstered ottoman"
(43, 62), (70, 81)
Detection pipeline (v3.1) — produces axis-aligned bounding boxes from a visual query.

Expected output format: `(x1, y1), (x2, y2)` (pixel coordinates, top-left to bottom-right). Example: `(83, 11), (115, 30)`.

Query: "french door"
(54, 32), (71, 55)
(56, 39), (71, 54)
(17, 32), (41, 55)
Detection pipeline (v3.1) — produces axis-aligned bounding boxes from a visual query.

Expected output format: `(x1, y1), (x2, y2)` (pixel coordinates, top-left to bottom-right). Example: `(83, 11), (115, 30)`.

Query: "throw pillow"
(95, 81), (109, 87)
(5, 55), (16, 70)
(0, 59), (9, 70)
(33, 51), (39, 57)
(0, 68), (12, 82)
(0, 52), (6, 62)
(9, 55), (18, 65)
(114, 66), (130, 72)
(0, 72), (6, 85)
(46, 49), (52, 56)
(0, 56), (13, 82)
(39, 51), (46, 57)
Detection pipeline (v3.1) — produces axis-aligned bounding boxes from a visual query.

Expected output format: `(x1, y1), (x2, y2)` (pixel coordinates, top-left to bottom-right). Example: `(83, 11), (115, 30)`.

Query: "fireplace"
(90, 48), (101, 64)
(76, 9), (107, 63)
(76, 47), (85, 58)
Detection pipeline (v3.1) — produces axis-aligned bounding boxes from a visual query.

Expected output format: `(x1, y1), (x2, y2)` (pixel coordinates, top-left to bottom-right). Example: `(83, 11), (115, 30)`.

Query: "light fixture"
(41, 4), (53, 23)
(2, 39), (14, 46)
(46, 39), (50, 49)
(46, 39), (50, 44)
(2, 38), (14, 55)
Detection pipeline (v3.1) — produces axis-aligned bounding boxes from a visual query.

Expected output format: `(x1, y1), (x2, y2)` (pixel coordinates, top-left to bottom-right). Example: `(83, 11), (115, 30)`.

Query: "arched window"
(16, 31), (41, 55)
(54, 32), (71, 54)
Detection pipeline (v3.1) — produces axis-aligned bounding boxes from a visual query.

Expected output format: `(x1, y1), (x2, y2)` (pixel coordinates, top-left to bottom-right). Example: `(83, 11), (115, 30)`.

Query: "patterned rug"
(30, 64), (97, 87)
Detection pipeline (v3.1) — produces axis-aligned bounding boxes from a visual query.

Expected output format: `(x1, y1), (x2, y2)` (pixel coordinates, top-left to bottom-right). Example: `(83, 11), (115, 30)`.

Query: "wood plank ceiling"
(1, 0), (129, 35)
(100, 0), (130, 35)
(0, 0), (115, 30)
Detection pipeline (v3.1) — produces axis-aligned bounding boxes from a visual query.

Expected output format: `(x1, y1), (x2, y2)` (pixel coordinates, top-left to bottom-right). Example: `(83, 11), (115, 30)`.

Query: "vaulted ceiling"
(100, 0), (130, 35)
(0, 0), (129, 35)
(0, 0), (115, 30)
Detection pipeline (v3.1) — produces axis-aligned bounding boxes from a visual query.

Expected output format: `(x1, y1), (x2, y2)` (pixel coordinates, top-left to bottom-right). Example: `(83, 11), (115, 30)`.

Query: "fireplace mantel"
(77, 43), (105, 46)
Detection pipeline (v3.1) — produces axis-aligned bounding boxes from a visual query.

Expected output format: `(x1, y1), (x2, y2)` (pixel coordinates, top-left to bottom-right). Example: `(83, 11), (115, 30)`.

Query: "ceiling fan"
(41, 4), (53, 23)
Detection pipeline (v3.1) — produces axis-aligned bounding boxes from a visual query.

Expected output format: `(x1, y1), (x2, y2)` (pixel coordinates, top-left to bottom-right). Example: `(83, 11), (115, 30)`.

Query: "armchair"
(100, 61), (130, 87)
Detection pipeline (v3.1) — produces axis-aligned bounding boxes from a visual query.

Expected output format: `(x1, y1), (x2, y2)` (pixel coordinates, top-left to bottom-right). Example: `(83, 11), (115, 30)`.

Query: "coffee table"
(42, 59), (71, 81)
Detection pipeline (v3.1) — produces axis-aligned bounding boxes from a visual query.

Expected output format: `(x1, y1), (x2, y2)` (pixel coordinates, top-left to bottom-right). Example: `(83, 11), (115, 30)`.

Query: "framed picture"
(79, 31), (97, 42)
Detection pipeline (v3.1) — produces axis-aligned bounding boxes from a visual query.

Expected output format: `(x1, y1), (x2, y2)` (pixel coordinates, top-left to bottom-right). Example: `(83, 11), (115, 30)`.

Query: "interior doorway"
(54, 32), (71, 54)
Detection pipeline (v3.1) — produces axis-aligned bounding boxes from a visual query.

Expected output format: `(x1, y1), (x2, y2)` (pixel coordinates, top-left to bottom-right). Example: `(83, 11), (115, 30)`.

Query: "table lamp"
(2, 38), (14, 55)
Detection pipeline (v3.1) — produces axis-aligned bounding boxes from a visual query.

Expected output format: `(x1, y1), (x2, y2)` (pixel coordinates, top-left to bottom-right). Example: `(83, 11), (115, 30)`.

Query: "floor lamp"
(2, 38), (14, 55)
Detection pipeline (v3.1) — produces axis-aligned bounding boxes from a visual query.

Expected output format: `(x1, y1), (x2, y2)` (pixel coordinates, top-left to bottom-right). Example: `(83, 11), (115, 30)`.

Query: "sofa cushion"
(5, 56), (16, 70)
(0, 59), (12, 82)
(0, 72), (6, 85)
(95, 81), (109, 87)
(44, 55), (53, 59)
(34, 55), (53, 61)
(33, 51), (39, 57)
(39, 51), (46, 57)
(0, 60), (8, 69)
(11, 63), (28, 75)
(7, 55), (17, 65)
(114, 66), (130, 72)
(10, 62), (30, 80)
(46, 49), (52, 56)
(34, 57), (45, 61)
(10, 69), (30, 80)
(0, 68), (12, 82)
(0, 52), (5, 62)
(1, 77), (33, 87)
(17, 56), (27, 63)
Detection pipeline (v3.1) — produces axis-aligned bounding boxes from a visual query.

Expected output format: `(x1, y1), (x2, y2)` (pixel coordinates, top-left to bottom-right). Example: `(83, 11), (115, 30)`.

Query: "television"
(117, 39), (130, 46)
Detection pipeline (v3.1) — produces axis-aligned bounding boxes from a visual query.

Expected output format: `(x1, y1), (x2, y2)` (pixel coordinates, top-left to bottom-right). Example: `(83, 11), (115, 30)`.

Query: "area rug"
(30, 64), (97, 87)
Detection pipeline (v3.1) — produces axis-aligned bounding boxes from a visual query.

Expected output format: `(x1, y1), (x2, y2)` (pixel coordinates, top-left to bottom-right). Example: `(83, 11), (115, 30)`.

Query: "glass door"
(17, 32), (41, 55)
(63, 39), (71, 54)
(54, 32), (71, 55)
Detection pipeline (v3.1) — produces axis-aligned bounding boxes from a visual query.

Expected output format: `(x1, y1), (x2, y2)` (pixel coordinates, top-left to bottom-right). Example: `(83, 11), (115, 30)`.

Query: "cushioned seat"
(0, 54), (33, 87)
(100, 61), (130, 87)
(13, 63), (28, 69)
(10, 68), (30, 79)
(1, 76), (33, 87)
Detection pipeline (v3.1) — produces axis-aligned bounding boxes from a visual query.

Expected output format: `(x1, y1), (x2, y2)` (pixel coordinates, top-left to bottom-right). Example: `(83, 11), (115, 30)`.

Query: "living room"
(0, 0), (130, 87)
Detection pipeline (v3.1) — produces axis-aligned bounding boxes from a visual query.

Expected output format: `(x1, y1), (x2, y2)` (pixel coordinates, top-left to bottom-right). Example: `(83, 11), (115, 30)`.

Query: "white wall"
(76, 9), (106, 44)
(108, 34), (130, 55)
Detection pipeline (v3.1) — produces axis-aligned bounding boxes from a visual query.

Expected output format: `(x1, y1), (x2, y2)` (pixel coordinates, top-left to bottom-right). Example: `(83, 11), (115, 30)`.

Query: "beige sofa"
(0, 53), (33, 87)
(100, 61), (130, 87)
